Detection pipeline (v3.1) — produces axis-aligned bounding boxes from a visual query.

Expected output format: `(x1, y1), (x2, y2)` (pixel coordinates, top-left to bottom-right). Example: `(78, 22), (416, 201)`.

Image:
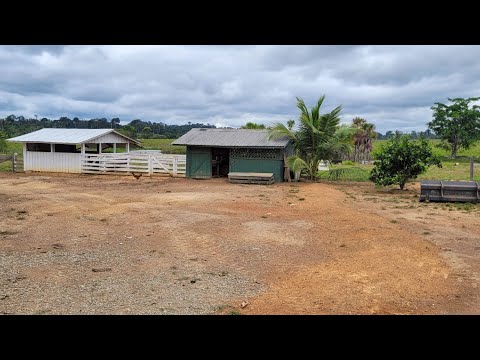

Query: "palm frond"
(268, 123), (297, 141)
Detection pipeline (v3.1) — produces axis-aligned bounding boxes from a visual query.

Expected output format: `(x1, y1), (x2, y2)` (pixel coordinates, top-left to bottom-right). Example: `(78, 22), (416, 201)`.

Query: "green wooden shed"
(172, 129), (292, 182)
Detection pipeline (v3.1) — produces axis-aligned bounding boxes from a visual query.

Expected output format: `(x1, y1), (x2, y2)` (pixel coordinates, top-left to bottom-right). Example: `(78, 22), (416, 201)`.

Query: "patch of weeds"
(165, 190), (171, 193)
(170, 266), (177, 270)
(228, 310), (241, 315)
(390, 219), (398, 223)
(298, 198), (305, 201)
(258, 194), (265, 197)
(381, 207), (386, 210)
(261, 215), (268, 218)
(189, 258), (199, 261)
(0, 230), (18, 236)
(215, 304), (229, 312)
(339, 243), (346, 248)
(423, 231), (431, 235)
(427, 213), (436, 216)
(16, 217), (25, 220)
(100, 218), (107, 222)
(219, 271), (228, 276)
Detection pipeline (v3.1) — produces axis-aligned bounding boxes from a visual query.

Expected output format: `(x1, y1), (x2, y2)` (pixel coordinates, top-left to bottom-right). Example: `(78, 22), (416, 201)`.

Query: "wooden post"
(99, 143), (102, 154)
(148, 154), (153, 176)
(12, 153), (16, 173)
(113, 143), (117, 153)
(81, 144), (85, 154)
(126, 143), (130, 153)
(173, 157), (178, 177)
(470, 156), (474, 181)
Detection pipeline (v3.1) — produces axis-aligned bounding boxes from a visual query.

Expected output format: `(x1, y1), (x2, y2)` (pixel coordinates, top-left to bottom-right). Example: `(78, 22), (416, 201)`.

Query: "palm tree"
(350, 117), (377, 163)
(269, 95), (352, 180)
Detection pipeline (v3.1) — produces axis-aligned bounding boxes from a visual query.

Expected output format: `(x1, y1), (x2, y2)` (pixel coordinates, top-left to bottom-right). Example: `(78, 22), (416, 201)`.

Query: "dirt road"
(0, 173), (478, 314)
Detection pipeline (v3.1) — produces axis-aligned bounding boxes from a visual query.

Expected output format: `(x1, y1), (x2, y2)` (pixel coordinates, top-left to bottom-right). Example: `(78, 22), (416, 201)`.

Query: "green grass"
(374, 139), (480, 159)
(319, 139), (480, 182)
(139, 139), (185, 154)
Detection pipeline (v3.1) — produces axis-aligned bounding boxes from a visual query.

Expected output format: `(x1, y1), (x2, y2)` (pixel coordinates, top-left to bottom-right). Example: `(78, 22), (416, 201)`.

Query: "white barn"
(7, 128), (140, 173)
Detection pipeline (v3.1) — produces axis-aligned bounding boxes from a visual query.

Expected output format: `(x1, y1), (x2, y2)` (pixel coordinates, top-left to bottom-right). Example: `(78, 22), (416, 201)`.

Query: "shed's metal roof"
(7, 128), (140, 145)
(172, 128), (290, 148)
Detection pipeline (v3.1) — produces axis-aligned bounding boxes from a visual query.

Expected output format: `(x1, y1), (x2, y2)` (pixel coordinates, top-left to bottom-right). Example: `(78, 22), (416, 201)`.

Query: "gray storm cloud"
(1, 45), (479, 133)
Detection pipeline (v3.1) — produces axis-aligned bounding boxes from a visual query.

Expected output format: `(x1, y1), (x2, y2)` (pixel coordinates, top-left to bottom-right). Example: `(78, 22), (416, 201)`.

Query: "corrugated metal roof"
(172, 128), (290, 148)
(7, 128), (140, 145)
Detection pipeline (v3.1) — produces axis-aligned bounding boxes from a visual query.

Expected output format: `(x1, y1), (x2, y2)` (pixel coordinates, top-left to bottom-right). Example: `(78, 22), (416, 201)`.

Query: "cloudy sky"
(1, 45), (479, 133)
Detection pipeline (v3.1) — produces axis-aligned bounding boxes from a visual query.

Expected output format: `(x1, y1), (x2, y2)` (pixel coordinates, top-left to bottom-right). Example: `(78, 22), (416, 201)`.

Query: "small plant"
(423, 231), (431, 235)
(298, 197), (305, 201)
(342, 160), (355, 166)
(228, 310), (241, 315)
(390, 219), (398, 223)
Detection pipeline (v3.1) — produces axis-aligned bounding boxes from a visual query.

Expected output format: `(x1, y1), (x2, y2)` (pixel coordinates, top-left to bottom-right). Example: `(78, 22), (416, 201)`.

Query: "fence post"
(173, 157), (178, 177)
(148, 154), (153, 176)
(12, 153), (16, 173)
(471, 156), (474, 181)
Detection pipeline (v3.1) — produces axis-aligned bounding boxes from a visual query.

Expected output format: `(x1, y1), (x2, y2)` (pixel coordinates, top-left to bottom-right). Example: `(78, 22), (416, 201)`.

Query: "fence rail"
(0, 153), (23, 173)
(81, 153), (186, 177)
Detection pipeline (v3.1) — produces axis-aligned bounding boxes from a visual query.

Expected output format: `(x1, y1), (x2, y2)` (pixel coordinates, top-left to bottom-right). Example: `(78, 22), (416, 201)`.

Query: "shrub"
(369, 133), (441, 190)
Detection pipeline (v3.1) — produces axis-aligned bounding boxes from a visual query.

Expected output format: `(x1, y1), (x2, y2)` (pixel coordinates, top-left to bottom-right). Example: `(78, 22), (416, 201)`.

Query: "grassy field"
(374, 139), (480, 159)
(322, 139), (480, 182)
(139, 139), (186, 154)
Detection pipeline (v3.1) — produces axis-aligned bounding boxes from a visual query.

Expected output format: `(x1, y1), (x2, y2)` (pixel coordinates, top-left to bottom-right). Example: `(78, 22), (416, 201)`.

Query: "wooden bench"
(228, 172), (275, 185)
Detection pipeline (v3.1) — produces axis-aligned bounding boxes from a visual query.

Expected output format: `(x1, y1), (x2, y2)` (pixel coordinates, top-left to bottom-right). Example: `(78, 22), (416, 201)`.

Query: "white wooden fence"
(81, 153), (186, 177)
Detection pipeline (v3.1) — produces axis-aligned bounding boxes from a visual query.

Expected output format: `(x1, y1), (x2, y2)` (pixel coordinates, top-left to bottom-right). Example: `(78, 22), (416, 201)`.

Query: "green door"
(188, 147), (212, 179)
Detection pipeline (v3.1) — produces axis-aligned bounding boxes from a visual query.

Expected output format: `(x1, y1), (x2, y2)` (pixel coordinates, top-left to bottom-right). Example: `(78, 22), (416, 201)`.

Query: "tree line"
(0, 115), (215, 139)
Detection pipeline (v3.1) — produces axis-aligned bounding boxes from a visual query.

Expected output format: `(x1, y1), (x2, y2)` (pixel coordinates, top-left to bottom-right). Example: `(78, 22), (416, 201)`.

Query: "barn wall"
(24, 151), (81, 173)
(229, 148), (285, 182)
(88, 133), (132, 144)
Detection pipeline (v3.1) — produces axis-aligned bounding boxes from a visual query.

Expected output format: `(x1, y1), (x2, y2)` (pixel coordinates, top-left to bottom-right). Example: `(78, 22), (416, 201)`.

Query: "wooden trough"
(419, 180), (480, 203)
(228, 172), (275, 185)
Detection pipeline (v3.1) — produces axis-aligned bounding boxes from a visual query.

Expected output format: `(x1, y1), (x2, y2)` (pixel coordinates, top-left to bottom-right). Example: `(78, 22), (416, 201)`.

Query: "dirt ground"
(0, 173), (479, 314)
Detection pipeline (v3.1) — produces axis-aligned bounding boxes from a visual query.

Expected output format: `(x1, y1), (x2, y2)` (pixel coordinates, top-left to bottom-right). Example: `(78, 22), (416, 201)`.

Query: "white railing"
(81, 153), (186, 177)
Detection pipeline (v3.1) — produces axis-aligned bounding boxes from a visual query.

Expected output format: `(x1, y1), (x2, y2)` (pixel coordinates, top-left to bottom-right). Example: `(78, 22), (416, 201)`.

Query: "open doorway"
(212, 148), (230, 177)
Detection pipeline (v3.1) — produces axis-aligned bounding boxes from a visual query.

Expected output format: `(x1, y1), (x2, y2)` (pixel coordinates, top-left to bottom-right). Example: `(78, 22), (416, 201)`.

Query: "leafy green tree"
(141, 126), (153, 138)
(269, 95), (351, 180)
(0, 131), (7, 153)
(111, 118), (120, 129)
(428, 97), (480, 158)
(241, 122), (266, 129)
(369, 132), (441, 190)
(118, 125), (137, 139)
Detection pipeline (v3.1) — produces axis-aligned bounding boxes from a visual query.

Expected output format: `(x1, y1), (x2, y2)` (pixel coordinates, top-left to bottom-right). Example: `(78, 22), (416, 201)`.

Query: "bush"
(341, 160), (355, 166)
(369, 133), (441, 190)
